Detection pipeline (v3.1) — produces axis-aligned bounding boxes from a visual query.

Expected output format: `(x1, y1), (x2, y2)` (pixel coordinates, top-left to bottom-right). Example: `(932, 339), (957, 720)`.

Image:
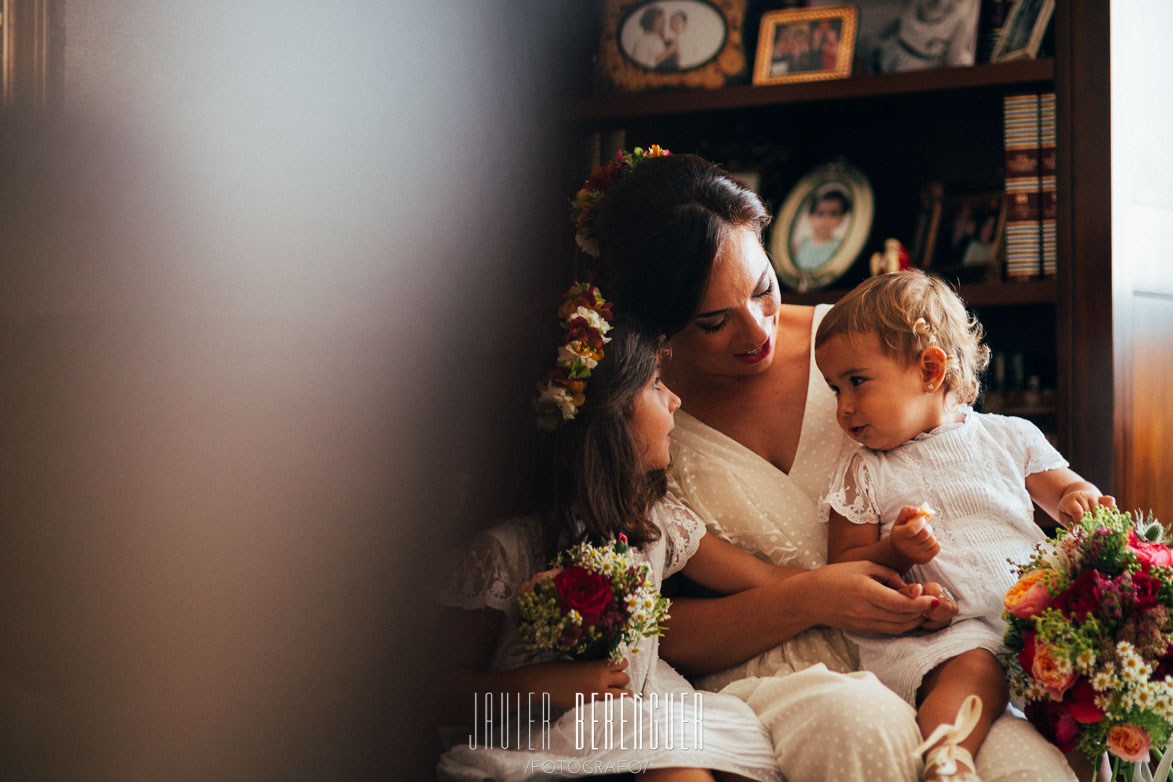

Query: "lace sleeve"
(656, 492), (707, 578)
(436, 521), (540, 612)
(1011, 416), (1069, 476)
(816, 450), (880, 526)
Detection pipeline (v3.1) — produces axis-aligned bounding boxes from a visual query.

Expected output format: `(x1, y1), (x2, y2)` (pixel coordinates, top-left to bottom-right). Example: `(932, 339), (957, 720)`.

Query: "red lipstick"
(735, 338), (772, 364)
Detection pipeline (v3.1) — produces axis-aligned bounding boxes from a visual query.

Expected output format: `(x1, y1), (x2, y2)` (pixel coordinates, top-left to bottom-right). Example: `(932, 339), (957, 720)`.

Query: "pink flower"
(1129, 530), (1173, 569)
(1004, 570), (1055, 619)
(1107, 724), (1151, 763)
(1032, 640), (1077, 701)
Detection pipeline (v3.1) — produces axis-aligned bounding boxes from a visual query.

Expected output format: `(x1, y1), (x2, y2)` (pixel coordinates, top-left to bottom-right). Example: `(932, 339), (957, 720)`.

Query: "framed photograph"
(992, 0), (1056, 62)
(920, 187), (1007, 283)
(768, 160), (874, 293)
(752, 6), (857, 86)
(812, 0), (980, 73)
(597, 0), (748, 93)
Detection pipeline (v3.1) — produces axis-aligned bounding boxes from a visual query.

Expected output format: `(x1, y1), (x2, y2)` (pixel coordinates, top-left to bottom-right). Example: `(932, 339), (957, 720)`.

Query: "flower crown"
(570, 144), (671, 258)
(535, 283), (615, 431)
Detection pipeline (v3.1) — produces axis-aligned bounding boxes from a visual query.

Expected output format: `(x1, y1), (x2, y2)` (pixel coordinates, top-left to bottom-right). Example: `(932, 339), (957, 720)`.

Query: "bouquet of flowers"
(516, 533), (670, 665)
(1002, 505), (1173, 780)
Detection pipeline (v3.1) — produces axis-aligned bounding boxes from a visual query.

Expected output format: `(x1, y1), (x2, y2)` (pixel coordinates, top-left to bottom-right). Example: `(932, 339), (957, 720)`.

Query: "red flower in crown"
(570, 145), (671, 257)
(534, 283), (616, 431)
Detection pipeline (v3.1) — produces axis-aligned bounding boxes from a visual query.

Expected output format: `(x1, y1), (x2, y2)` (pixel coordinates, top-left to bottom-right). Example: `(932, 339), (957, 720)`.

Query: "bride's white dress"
(435, 494), (781, 782)
(665, 304), (1076, 782)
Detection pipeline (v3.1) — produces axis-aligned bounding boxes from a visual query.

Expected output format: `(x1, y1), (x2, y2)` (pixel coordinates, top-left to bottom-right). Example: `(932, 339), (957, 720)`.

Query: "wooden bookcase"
(562, 4), (1118, 496)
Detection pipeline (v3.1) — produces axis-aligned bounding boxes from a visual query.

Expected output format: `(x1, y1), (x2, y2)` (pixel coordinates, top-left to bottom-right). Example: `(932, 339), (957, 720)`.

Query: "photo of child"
(790, 186), (853, 272)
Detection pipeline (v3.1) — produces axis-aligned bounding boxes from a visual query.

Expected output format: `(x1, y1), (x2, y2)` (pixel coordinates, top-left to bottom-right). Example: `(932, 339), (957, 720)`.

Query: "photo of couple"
(619, 0), (725, 72)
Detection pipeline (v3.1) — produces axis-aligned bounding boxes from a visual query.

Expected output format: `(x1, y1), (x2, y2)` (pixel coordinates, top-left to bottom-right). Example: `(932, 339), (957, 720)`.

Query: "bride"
(581, 150), (1078, 782)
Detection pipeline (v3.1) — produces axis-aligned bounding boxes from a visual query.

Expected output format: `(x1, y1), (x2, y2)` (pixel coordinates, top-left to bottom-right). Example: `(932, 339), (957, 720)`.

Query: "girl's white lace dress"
(817, 410), (1068, 703)
(665, 304), (1076, 782)
(435, 493), (781, 782)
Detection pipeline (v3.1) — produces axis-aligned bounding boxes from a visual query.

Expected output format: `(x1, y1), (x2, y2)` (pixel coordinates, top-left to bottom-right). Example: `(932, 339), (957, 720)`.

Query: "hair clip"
(912, 317), (938, 346)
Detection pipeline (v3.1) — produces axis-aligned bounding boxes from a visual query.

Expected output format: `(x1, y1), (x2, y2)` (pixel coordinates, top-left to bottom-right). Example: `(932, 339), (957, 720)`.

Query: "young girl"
(814, 270), (1111, 782)
(435, 284), (782, 782)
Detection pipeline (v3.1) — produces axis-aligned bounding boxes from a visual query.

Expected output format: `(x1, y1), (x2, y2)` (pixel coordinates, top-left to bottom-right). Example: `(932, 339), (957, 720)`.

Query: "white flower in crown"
(557, 341), (598, 370)
(537, 381), (578, 419)
(572, 306), (613, 342)
(575, 234), (600, 258)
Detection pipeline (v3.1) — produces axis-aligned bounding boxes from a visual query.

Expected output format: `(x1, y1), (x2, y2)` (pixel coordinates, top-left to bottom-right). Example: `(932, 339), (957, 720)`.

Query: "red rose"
(1131, 570), (1163, 609)
(1052, 569), (1105, 621)
(1154, 644), (1173, 680)
(1019, 631), (1037, 672)
(1129, 531), (1173, 570)
(1026, 700), (1082, 754)
(554, 566), (613, 625)
(1067, 678), (1105, 724)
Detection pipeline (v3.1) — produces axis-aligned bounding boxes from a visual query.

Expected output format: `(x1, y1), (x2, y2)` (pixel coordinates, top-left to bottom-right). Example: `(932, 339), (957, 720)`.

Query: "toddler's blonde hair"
(815, 270), (991, 405)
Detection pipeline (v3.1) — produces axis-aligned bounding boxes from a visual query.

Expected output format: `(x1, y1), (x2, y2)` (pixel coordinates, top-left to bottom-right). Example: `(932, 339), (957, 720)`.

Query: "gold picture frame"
(752, 5), (856, 86)
(597, 0), (747, 93)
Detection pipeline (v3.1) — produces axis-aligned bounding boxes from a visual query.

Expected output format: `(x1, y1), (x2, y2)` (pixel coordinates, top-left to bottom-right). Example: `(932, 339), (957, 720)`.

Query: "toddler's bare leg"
(918, 649), (1009, 768)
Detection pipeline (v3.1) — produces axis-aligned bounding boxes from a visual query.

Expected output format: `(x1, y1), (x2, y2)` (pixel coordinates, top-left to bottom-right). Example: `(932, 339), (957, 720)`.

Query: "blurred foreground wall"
(0, 2), (592, 778)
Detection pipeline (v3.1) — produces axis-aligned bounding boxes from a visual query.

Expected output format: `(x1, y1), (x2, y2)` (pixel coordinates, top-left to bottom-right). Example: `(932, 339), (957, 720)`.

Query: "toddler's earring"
(927, 383), (935, 391)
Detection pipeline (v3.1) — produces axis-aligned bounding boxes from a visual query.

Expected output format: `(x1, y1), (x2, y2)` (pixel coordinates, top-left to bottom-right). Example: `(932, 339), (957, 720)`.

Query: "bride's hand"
(802, 561), (938, 635)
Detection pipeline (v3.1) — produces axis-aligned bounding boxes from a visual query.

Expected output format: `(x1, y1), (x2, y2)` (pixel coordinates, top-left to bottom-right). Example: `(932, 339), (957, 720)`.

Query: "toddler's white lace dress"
(818, 409), (1068, 703)
(435, 492), (781, 782)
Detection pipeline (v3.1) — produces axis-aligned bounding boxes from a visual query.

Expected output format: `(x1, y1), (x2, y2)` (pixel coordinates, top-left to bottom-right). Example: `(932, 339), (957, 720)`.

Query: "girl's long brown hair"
(535, 313), (665, 561)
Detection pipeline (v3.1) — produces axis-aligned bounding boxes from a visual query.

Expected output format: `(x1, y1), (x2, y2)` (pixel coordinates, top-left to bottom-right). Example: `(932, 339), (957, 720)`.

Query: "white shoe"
(916, 694), (983, 782)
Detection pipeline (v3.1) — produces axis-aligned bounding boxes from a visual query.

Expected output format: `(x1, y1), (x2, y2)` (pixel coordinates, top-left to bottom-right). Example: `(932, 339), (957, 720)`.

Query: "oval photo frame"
(769, 160), (873, 292)
(618, 0), (728, 73)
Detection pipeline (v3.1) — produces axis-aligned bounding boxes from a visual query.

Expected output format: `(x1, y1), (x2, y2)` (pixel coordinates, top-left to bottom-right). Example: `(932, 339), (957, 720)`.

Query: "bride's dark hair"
(592, 153), (770, 337)
(536, 313), (665, 561)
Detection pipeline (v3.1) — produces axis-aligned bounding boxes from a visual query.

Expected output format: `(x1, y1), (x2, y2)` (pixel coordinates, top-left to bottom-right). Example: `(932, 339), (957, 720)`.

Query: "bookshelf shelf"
(564, 59), (1054, 123)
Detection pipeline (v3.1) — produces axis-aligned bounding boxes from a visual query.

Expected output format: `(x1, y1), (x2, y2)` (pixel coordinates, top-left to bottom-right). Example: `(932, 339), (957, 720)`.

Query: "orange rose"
(1032, 640), (1076, 701)
(1107, 724), (1150, 762)
(1004, 569), (1056, 619)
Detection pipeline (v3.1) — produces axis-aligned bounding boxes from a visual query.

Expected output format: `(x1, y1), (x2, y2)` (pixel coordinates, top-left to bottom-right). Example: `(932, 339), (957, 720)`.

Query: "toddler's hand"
(890, 505), (940, 565)
(1058, 491), (1116, 528)
(526, 658), (633, 711)
(917, 581), (959, 630)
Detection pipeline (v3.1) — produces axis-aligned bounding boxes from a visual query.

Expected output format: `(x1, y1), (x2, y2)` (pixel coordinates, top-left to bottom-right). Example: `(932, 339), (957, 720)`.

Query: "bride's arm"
(659, 560), (936, 675)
